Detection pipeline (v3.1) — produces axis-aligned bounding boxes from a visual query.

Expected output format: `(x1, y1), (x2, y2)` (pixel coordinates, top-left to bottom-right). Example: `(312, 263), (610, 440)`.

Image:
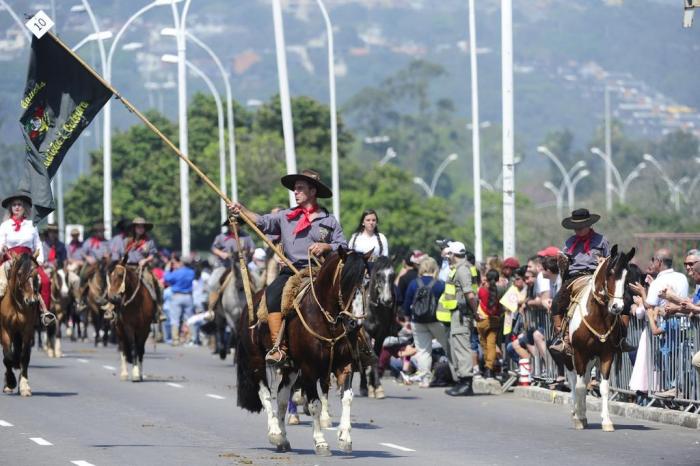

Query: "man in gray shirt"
(229, 169), (347, 364)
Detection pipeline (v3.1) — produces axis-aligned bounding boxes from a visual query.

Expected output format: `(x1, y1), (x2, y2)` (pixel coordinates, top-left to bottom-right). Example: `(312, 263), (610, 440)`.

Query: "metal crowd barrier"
(522, 306), (559, 384)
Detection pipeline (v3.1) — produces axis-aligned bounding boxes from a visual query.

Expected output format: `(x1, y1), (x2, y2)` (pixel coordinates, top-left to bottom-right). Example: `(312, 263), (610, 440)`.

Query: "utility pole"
(501, 0), (515, 258)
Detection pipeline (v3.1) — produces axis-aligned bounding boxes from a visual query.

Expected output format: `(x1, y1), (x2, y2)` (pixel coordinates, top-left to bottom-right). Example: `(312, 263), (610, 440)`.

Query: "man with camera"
(437, 240), (479, 397)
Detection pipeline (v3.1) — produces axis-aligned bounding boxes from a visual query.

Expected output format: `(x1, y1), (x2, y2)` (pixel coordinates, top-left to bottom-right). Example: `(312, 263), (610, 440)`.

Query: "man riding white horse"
(228, 169), (347, 365)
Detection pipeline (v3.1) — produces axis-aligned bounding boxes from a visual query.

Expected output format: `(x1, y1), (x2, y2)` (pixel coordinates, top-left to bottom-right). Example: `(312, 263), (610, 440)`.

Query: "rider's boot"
(548, 314), (572, 357)
(205, 290), (220, 321)
(445, 377), (474, 397)
(265, 312), (288, 365)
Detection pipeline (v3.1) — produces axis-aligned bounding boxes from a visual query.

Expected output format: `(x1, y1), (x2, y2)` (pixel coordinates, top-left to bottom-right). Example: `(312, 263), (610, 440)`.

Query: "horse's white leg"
(573, 373), (588, 430)
(600, 376), (614, 432)
(18, 375), (31, 397)
(259, 381), (284, 446)
(308, 398), (331, 456)
(54, 337), (62, 358)
(132, 358), (142, 382)
(565, 368), (577, 417)
(275, 379), (294, 452)
(119, 352), (128, 381)
(337, 389), (353, 453)
(319, 390), (332, 428)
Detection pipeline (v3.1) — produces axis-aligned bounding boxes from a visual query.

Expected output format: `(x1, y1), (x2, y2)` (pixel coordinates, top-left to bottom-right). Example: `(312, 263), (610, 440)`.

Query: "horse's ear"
(120, 255), (128, 266)
(337, 245), (348, 261)
(363, 250), (373, 262)
(627, 247), (636, 262)
(610, 244), (618, 258)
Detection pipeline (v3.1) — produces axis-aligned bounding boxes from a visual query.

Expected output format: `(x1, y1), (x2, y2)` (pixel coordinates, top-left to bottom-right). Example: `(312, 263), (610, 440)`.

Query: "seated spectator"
(526, 255), (550, 307)
(402, 257), (447, 387)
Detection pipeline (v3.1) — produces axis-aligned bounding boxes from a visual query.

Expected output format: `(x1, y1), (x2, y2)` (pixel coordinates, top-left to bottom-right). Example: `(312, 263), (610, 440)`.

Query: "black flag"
(17, 33), (112, 221)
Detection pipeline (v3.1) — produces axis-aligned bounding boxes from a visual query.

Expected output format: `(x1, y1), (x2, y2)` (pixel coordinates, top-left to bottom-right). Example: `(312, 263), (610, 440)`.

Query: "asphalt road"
(1, 339), (698, 466)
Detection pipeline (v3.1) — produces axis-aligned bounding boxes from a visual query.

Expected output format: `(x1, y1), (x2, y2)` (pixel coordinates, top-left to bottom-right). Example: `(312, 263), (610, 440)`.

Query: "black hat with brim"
(2, 192), (32, 209)
(45, 224), (59, 232)
(128, 217), (154, 232)
(562, 208), (601, 230)
(281, 169), (332, 199)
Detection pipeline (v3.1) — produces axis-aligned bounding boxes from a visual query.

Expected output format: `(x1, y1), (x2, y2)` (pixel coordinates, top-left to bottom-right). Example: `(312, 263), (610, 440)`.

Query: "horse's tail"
(235, 311), (263, 413)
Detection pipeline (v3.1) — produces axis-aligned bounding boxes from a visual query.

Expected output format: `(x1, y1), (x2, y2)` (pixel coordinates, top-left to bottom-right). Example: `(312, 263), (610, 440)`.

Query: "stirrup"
(265, 345), (288, 365)
(41, 311), (56, 327)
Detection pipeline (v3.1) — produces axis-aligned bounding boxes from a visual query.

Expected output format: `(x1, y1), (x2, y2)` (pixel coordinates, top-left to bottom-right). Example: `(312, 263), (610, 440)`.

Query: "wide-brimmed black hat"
(2, 192), (32, 209)
(44, 223), (59, 232)
(281, 169), (332, 199)
(128, 217), (153, 232)
(562, 208), (600, 230)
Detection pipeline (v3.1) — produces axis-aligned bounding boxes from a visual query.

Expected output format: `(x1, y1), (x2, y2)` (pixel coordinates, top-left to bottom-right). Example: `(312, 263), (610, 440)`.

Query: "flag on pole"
(17, 33), (112, 220)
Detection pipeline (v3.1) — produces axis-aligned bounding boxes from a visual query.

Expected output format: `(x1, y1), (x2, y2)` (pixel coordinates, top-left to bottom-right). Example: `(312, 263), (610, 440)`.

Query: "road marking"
(102, 365), (116, 371)
(77, 359), (88, 363)
(29, 437), (53, 446)
(0, 420), (13, 427)
(325, 427), (337, 431)
(71, 461), (96, 466)
(167, 383), (183, 388)
(205, 393), (225, 400)
(380, 442), (415, 452)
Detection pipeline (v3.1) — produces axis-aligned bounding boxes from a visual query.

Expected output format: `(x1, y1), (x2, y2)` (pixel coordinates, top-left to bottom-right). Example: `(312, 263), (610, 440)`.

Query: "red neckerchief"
(89, 236), (103, 248)
(11, 215), (24, 232)
(48, 245), (56, 262)
(69, 240), (81, 253)
(126, 235), (148, 252)
(568, 229), (595, 254)
(286, 204), (318, 235)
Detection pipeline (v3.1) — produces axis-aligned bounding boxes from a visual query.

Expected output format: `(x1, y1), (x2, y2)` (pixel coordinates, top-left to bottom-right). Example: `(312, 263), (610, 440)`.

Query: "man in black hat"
(228, 169), (347, 364)
(550, 209), (634, 356)
(42, 224), (67, 269)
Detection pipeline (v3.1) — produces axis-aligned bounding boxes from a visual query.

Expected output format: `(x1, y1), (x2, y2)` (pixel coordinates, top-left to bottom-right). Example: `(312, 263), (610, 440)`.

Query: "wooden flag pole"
(47, 31), (299, 275)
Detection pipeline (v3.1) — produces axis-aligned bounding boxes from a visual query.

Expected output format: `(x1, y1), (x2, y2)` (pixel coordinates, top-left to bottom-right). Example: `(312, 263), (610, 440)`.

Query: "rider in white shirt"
(347, 209), (389, 261)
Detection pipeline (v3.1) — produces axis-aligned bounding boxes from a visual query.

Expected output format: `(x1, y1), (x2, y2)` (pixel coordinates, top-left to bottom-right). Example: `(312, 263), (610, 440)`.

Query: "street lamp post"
(162, 55), (227, 226)
(163, 28), (239, 203)
(543, 181), (564, 218)
(468, 0), (484, 262)
(378, 147), (397, 166)
(569, 169), (590, 208)
(272, 0), (297, 207)
(501, 0), (516, 258)
(643, 153), (688, 212)
(413, 153), (459, 197)
(537, 145), (587, 211)
(315, 0), (340, 220)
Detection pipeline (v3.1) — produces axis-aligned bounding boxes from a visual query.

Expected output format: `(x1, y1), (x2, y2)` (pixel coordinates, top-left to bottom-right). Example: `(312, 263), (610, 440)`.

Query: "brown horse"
(45, 266), (74, 358)
(1, 253), (42, 396)
(567, 245), (635, 431)
(107, 262), (156, 382)
(236, 248), (369, 456)
(83, 260), (112, 347)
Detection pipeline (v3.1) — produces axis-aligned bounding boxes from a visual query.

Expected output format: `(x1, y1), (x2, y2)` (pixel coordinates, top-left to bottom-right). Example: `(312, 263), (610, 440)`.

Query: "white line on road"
(325, 427), (337, 431)
(71, 461), (96, 466)
(380, 442), (415, 452)
(29, 437), (53, 446)
(166, 383), (183, 388)
(205, 394), (225, 400)
(77, 359), (88, 364)
(102, 365), (116, 371)
(0, 420), (13, 427)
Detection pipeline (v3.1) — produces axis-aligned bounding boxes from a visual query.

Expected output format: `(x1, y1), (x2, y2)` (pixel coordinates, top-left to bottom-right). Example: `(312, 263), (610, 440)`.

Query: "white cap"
(253, 248), (266, 260)
(447, 241), (466, 256)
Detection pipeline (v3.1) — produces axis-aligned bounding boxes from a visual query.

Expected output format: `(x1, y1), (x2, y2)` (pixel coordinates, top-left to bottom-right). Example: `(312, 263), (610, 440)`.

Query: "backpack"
(411, 278), (438, 323)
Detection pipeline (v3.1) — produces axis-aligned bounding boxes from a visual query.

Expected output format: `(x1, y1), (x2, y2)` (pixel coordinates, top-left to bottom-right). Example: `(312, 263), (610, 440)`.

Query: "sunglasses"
(685, 261), (698, 267)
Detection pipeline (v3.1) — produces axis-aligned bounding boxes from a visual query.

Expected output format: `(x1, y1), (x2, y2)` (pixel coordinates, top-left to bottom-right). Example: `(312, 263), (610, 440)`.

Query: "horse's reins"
(110, 264), (144, 307)
(576, 261), (619, 344)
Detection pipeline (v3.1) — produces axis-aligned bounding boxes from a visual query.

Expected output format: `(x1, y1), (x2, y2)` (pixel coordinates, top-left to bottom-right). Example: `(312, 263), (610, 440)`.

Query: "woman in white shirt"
(0, 193), (50, 309)
(348, 209), (389, 261)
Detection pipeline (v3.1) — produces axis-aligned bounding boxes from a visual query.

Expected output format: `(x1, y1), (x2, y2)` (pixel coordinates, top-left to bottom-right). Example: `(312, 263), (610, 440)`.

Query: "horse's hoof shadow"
(276, 440), (292, 452)
(314, 444), (332, 457)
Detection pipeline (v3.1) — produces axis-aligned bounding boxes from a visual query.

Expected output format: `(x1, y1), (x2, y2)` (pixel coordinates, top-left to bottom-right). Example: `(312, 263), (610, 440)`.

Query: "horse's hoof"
(268, 433), (284, 446)
(276, 440), (292, 452)
(314, 444), (332, 457)
(364, 386), (373, 398)
(119, 373), (129, 381)
(287, 414), (300, 425)
(3, 386), (12, 394)
(320, 417), (332, 429)
(374, 386), (386, 399)
(20, 387), (32, 397)
(573, 418), (587, 430)
(47, 348), (55, 358)
(602, 422), (615, 432)
(338, 440), (352, 454)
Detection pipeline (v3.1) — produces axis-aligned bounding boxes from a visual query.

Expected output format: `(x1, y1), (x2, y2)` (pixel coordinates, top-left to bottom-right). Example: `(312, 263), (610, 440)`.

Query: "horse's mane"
(340, 252), (366, 293)
(12, 253), (35, 283)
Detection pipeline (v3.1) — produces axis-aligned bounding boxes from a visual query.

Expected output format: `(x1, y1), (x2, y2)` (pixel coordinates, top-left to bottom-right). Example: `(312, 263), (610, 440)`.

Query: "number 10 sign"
(25, 11), (55, 39)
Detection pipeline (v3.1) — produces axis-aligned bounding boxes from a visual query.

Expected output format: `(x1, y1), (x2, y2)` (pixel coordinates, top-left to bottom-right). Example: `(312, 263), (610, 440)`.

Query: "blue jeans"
(169, 293), (194, 332)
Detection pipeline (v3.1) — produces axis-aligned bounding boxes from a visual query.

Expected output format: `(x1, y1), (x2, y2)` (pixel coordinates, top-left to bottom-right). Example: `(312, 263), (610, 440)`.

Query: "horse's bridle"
(108, 264), (144, 307)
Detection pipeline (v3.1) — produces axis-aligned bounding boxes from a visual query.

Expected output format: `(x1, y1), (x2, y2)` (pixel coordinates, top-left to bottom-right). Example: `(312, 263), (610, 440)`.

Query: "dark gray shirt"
(67, 239), (84, 261)
(123, 237), (157, 264)
(563, 231), (610, 274)
(256, 207), (347, 266)
(81, 237), (110, 260)
(211, 232), (255, 267)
